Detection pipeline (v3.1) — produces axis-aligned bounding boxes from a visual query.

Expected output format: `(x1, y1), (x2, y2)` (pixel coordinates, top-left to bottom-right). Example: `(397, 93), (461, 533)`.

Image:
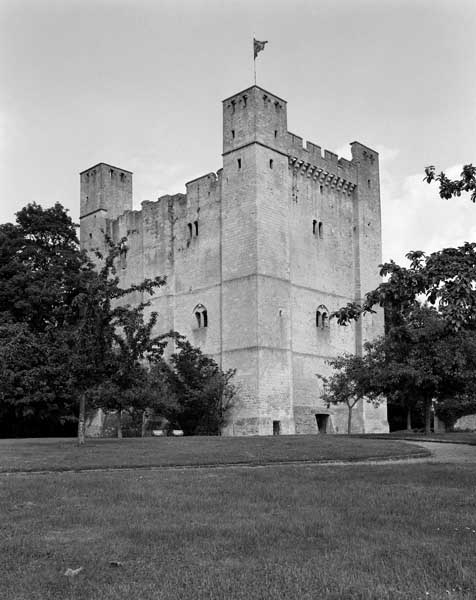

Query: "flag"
(253, 38), (268, 59)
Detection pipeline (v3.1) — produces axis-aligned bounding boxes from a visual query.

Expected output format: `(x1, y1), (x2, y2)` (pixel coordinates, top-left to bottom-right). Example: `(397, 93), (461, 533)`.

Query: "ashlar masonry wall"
(79, 85), (389, 436)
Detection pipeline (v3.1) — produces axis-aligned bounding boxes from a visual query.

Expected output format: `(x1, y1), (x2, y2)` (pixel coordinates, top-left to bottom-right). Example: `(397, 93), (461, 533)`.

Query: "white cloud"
(381, 163), (476, 265)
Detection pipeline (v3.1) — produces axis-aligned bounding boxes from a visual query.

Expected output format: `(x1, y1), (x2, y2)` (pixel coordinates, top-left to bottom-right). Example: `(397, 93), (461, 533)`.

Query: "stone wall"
(80, 84), (389, 436)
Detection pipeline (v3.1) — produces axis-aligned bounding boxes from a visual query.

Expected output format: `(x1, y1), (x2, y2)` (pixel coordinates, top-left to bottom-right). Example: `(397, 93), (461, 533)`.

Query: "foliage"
(62, 235), (167, 441)
(424, 164), (476, 203)
(159, 338), (237, 435)
(324, 306), (476, 434)
(435, 393), (476, 430)
(332, 165), (476, 332)
(0, 203), (84, 332)
(0, 204), (88, 434)
(0, 204), (168, 440)
(317, 353), (380, 434)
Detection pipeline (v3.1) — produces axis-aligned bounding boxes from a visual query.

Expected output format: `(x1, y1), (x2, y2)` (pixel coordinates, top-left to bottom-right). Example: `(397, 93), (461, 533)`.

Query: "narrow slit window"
(269, 159), (273, 169)
(322, 313), (328, 328)
(237, 158), (242, 169)
(231, 129), (235, 139)
(188, 223), (193, 239)
(318, 222), (323, 238)
(194, 220), (199, 236)
(195, 312), (201, 328)
(120, 173), (125, 182)
(243, 95), (247, 107)
(202, 310), (208, 328)
(312, 219), (317, 235)
(368, 179), (371, 188)
(320, 185), (323, 194)
(274, 130), (278, 138)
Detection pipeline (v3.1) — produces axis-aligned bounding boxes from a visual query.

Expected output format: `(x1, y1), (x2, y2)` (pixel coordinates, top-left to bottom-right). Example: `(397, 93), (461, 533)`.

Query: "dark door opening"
(273, 420), (281, 435)
(315, 414), (329, 433)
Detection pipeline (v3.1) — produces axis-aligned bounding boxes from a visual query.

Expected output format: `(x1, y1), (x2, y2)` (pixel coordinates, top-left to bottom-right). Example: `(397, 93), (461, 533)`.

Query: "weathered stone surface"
(80, 85), (389, 436)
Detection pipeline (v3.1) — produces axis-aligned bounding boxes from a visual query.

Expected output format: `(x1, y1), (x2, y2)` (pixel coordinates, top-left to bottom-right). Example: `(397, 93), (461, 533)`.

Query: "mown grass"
(0, 436), (427, 473)
(359, 432), (476, 445)
(2, 462), (475, 599)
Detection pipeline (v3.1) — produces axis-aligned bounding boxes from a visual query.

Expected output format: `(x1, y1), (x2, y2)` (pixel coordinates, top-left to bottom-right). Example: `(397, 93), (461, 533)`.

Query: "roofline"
(350, 141), (379, 156)
(79, 162), (133, 175)
(222, 85), (287, 105)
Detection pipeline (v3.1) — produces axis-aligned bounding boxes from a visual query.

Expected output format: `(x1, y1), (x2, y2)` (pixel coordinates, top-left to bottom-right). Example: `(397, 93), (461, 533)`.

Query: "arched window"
(193, 304), (208, 329)
(316, 304), (329, 329)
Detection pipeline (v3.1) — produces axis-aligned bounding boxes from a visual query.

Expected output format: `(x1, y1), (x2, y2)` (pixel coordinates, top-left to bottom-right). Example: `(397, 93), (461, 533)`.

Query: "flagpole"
(253, 35), (256, 85)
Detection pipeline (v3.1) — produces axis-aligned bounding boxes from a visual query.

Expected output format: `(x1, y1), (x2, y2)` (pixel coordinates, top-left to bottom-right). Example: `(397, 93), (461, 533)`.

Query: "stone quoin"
(80, 85), (389, 436)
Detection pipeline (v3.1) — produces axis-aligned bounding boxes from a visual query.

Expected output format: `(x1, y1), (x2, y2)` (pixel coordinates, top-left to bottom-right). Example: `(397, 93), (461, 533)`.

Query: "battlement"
(286, 132), (358, 187)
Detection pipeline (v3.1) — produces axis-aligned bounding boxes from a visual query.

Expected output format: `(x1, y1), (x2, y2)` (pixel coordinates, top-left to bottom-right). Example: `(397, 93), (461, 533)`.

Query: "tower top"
(222, 85), (286, 105)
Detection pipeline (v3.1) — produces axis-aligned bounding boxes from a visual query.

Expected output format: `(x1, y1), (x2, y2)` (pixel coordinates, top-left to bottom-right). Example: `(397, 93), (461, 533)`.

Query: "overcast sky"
(1, 0), (475, 264)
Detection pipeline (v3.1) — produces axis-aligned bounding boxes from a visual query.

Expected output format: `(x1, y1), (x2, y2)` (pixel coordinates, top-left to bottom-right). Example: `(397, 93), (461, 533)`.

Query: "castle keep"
(80, 85), (389, 435)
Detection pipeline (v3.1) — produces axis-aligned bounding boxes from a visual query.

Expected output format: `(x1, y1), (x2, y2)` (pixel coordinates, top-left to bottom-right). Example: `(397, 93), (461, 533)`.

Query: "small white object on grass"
(64, 567), (83, 577)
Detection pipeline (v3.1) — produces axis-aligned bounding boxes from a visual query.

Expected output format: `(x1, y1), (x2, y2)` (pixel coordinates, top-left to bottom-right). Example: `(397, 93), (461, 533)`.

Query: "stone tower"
(80, 85), (389, 436)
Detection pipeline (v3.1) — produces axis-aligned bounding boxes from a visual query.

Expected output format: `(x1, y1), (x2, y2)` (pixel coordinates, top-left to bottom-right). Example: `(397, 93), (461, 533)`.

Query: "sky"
(1, 0), (475, 265)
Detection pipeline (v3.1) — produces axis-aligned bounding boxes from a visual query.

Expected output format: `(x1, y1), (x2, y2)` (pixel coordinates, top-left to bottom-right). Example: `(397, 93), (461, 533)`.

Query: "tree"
(317, 353), (379, 434)
(89, 309), (170, 438)
(424, 164), (476, 203)
(158, 338), (237, 435)
(0, 204), (89, 435)
(372, 306), (476, 434)
(333, 165), (476, 332)
(0, 203), (84, 332)
(0, 204), (168, 442)
(323, 306), (476, 435)
(65, 236), (166, 444)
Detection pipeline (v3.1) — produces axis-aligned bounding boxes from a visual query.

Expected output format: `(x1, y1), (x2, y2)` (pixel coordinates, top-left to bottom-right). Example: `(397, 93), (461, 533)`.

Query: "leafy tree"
(333, 165), (476, 332)
(435, 393), (476, 431)
(323, 306), (476, 435)
(317, 353), (379, 434)
(372, 306), (476, 433)
(158, 338), (237, 435)
(65, 237), (166, 444)
(424, 164), (476, 203)
(0, 203), (84, 332)
(0, 204), (89, 435)
(0, 204), (168, 442)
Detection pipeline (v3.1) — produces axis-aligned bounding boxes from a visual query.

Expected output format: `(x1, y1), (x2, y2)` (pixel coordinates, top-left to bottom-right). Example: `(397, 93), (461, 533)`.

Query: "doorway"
(315, 414), (329, 433)
(273, 420), (281, 435)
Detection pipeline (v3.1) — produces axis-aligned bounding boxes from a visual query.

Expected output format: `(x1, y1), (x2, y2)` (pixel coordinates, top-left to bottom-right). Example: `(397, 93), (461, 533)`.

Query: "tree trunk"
(117, 410), (123, 438)
(78, 393), (86, 445)
(347, 405), (353, 435)
(141, 410), (147, 438)
(406, 406), (412, 431)
(424, 398), (432, 435)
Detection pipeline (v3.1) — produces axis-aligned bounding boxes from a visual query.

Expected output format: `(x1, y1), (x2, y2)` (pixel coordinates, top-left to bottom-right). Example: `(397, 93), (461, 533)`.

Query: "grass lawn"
(1, 461), (475, 600)
(359, 432), (476, 446)
(0, 436), (428, 473)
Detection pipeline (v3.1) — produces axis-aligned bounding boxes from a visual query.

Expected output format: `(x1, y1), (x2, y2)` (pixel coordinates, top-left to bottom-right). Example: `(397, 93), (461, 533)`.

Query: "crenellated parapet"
(286, 132), (357, 188)
(287, 156), (357, 196)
